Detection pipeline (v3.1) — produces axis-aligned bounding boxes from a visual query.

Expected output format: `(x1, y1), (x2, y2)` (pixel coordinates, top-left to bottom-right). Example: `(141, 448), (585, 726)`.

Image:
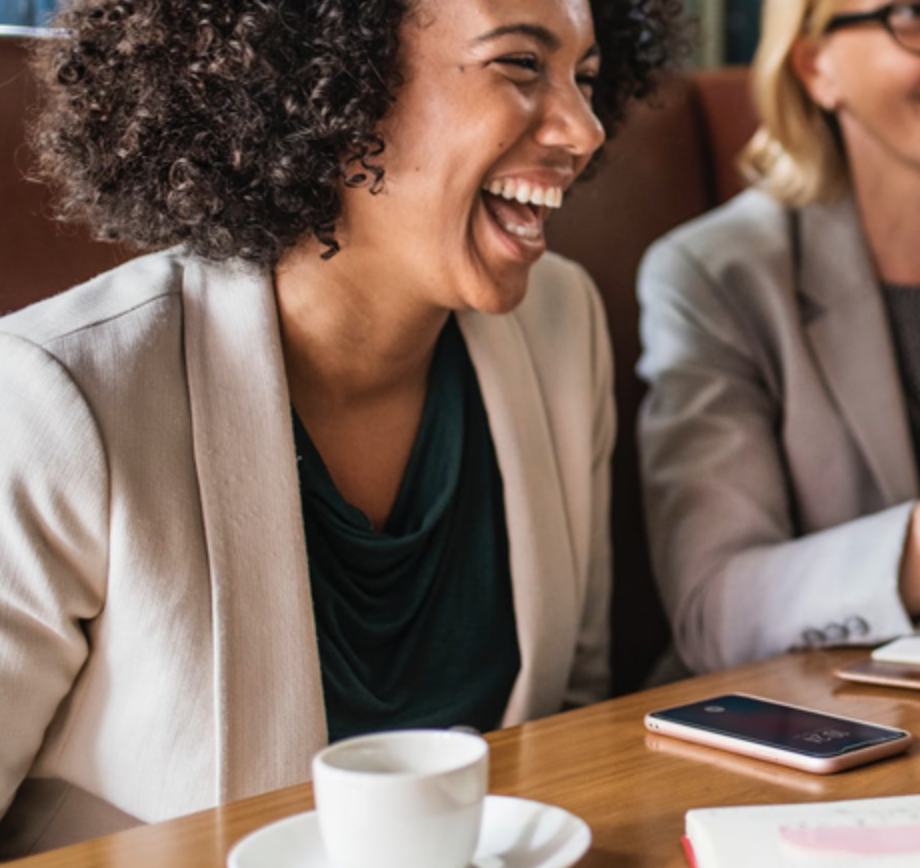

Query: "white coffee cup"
(312, 729), (489, 868)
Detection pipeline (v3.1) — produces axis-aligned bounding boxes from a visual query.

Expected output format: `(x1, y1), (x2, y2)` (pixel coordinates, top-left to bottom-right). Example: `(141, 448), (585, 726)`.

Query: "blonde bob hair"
(740, 0), (848, 206)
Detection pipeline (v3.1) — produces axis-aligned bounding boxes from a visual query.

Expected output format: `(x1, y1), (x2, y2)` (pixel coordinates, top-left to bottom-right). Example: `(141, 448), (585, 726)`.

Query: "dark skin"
(285, 382), (431, 533)
(275, 0), (603, 531)
(277, 269), (439, 532)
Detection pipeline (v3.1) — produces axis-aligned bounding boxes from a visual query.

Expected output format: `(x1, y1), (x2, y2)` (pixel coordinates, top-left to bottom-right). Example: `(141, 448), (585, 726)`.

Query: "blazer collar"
(458, 308), (579, 724)
(180, 253), (580, 784)
(182, 256), (327, 803)
(799, 194), (917, 503)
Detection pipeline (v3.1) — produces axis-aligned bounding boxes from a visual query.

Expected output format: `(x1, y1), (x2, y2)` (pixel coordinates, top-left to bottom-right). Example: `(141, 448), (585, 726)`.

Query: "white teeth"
(482, 179), (565, 209)
(491, 211), (542, 240)
(506, 222), (541, 239)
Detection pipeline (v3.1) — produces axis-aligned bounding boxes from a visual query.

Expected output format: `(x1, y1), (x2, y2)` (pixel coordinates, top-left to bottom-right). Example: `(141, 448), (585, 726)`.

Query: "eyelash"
(496, 55), (540, 73)
(494, 56), (599, 89)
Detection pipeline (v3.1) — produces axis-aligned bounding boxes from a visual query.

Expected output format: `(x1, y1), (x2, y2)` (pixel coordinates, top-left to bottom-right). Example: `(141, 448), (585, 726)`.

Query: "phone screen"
(648, 694), (905, 758)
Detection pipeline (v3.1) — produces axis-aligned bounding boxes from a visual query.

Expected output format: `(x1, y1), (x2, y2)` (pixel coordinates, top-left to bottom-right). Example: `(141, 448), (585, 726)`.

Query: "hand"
(898, 503), (920, 616)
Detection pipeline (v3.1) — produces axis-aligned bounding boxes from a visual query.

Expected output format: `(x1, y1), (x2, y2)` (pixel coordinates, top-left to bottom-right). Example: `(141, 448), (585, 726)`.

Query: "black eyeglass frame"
(824, 2), (920, 54)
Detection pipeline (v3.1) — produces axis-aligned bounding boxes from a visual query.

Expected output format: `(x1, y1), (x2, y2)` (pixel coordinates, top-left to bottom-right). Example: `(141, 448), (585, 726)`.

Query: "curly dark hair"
(32, 0), (684, 267)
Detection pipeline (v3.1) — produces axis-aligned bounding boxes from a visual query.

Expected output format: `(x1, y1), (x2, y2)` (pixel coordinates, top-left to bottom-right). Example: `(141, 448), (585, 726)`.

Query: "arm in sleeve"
(0, 333), (109, 816)
(636, 241), (914, 674)
(564, 271), (615, 707)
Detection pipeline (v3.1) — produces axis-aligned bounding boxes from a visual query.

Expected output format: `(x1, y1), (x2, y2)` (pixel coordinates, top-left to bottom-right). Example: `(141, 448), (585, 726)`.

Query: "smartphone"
(644, 693), (913, 774)
(835, 658), (920, 691)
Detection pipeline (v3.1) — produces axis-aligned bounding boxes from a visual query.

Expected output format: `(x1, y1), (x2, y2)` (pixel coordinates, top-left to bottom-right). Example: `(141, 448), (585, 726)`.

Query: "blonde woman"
(638, 0), (920, 676)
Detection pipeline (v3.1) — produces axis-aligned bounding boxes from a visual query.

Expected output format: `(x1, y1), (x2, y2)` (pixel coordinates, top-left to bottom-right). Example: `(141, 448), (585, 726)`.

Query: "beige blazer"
(0, 248), (614, 858)
(638, 188), (916, 676)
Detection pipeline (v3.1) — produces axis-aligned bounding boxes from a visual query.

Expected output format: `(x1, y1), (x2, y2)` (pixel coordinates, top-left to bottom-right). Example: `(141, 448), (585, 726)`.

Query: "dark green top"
(292, 316), (520, 743)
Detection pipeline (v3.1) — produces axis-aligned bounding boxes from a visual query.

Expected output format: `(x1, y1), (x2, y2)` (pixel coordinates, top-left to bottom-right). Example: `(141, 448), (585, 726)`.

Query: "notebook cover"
(681, 834), (698, 868)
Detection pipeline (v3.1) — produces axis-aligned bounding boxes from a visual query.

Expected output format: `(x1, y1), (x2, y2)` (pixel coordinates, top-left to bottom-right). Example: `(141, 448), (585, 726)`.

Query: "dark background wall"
(726, 0), (763, 64)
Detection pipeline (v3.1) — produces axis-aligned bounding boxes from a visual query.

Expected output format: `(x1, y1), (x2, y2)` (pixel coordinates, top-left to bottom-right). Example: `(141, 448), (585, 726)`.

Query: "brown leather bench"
(546, 68), (756, 693)
(0, 35), (133, 312)
(1, 32), (758, 694)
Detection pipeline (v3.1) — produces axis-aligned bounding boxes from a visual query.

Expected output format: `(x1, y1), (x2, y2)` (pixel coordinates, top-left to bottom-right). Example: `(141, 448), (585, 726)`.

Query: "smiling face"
(337, 0), (605, 315)
(794, 0), (920, 185)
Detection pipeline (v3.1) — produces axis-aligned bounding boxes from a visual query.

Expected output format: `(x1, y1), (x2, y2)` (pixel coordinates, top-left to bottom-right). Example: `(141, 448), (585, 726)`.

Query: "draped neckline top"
(292, 315), (521, 742)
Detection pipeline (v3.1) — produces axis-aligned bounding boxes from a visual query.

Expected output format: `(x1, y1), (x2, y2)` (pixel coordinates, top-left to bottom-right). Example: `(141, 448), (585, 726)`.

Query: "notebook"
(683, 795), (920, 867)
(872, 636), (920, 665)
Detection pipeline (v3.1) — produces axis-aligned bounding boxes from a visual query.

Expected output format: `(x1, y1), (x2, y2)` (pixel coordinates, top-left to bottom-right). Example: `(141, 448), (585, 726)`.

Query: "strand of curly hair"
(31, 0), (684, 268)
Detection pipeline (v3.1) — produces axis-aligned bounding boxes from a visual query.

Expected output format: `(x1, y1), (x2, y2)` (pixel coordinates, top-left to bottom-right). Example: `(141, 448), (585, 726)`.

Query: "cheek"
(840, 51), (920, 107)
(845, 70), (916, 125)
(384, 112), (478, 185)
(816, 40), (885, 110)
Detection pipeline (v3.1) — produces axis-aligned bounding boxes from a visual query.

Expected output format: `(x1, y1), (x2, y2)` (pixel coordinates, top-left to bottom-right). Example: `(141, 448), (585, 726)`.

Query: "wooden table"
(12, 648), (920, 868)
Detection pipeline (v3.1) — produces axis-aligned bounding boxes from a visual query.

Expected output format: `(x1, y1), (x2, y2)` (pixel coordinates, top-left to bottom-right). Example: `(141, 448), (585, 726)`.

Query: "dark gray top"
(882, 281), (920, 462)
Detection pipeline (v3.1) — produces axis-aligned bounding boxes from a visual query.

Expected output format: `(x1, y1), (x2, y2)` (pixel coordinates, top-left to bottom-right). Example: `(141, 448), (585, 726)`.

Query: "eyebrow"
(474, 23), (561, 50)
(472, 22), (601, 60)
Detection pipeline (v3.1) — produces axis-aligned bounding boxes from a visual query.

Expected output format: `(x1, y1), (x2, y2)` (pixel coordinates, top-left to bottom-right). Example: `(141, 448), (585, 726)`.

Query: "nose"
(534, 79), (606, 159)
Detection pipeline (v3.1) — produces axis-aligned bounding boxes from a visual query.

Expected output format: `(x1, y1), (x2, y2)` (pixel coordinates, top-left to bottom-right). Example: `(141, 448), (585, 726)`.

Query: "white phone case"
(644, 693), (913, 775)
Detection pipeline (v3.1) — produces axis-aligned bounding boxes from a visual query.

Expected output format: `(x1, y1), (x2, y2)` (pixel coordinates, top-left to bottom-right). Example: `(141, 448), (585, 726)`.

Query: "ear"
(790, 34), (841, 112)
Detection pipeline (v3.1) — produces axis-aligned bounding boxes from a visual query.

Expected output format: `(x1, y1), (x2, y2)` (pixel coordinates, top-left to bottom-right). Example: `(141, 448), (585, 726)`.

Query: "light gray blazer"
(638, 188), (916, 675)
(0, 248), (614, 857)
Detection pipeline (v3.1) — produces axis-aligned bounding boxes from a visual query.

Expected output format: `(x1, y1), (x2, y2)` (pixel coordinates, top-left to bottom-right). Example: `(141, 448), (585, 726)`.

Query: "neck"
(274, 238), (450, 406)
(846, 143), (920, 286)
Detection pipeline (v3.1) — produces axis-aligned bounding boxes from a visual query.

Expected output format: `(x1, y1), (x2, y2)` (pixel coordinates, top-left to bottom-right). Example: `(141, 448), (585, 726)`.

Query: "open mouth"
(480, 179), (564, 247)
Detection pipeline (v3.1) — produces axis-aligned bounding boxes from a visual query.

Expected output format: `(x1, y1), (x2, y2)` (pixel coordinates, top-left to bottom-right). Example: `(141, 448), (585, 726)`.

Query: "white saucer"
(227, 794), (592, 868)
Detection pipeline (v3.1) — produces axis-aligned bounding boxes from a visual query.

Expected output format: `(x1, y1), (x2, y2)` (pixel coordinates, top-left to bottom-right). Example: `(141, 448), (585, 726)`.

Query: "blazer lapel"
(182, 257), (327, 804)
(800, 195), (917, 504)
(458, 310), (579, 724)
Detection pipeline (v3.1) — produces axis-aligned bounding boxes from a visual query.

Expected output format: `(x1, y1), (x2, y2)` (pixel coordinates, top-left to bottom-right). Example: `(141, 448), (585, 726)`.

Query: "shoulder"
(0, 249), (193, 445)
(0, 329), (108, 459)
(641, 188), (792, 284)
(651, 187), (789, 254)
(0, 331), (109, 538)
(0, 247), (188, 349)
(637, 191), (803, 341)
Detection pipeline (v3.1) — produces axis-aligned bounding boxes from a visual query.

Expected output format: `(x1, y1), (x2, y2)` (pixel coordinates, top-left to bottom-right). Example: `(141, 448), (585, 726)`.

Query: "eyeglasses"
(825, 2), (920, 54)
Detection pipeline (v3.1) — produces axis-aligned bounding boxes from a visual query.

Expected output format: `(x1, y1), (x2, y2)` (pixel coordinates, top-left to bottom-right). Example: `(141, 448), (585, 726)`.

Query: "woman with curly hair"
(0, 0), (678, 855)
(638, 0), (920, 677)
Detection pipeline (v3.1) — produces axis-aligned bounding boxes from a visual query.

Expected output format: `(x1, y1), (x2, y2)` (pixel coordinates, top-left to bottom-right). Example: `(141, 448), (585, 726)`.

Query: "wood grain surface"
(12, 648), (920, 868)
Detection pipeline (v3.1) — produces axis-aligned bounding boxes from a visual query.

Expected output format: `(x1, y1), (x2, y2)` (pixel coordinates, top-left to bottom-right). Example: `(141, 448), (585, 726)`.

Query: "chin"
(463, 275), (530, 315)
(456, 256), (534, 315)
